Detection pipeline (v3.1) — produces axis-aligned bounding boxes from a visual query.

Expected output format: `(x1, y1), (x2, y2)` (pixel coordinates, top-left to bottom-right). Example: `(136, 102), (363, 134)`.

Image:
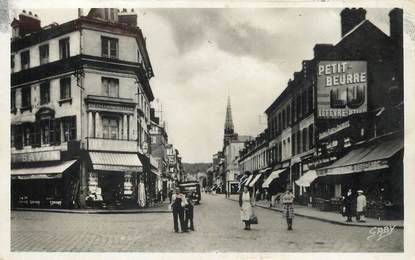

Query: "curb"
(12, 208), (172, 214)
(227, 198), (404, 229)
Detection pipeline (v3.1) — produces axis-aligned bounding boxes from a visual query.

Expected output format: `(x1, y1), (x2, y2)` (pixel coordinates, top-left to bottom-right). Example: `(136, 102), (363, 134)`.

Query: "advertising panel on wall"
(317, 61), (367, 119)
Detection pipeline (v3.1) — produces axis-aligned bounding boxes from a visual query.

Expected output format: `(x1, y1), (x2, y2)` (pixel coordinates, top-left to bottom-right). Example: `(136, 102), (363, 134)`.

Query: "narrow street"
(11, 194), (403, 252)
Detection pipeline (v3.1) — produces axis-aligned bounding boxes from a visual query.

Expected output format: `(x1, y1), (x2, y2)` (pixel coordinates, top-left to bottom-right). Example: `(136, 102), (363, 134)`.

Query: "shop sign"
(317, 61), (367, 119)
(319, 121), (350, 140)
(320, 160), (389, 175)
(12, 150), (61, 163)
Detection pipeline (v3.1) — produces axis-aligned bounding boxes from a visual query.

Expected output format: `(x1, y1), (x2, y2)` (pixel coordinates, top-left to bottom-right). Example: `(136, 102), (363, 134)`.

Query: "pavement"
(227, 194), (404, 229)
(11, 194), (403, 252)
(12, 202), (172, 214)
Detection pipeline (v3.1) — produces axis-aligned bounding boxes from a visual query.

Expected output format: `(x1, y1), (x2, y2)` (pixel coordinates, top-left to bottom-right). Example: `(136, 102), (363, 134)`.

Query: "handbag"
(249, 215), (258, 225)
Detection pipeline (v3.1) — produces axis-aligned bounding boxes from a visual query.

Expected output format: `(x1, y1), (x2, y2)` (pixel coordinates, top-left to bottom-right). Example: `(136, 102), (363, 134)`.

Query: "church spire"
(224, 96), (234, 133)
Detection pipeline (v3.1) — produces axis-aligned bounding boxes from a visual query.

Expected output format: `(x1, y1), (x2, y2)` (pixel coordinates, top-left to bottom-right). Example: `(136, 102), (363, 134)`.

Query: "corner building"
(10, 8), (156, 209)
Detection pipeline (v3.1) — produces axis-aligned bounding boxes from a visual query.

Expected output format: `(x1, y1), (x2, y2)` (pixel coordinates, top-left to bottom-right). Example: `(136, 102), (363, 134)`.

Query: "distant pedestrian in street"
(239, 186), (253, 230)
(356, 190), (367, 222)
(168, 190), (173, 204)
(184, 192), (195, 231)
(342, 189), (354, 222)
(171, 188), (187, 233)
(281, 186), (295, 231)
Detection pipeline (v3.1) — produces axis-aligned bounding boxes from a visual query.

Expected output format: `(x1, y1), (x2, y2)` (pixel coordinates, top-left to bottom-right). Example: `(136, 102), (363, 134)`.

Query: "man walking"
(184, 192), (195, 231)
(356, 190), (367, 222)
(171, 188), (187, 233)
(343, 189), (354, 222)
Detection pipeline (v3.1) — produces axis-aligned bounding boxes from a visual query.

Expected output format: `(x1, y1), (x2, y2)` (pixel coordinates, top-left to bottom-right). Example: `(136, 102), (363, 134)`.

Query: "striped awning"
(89, 152), (142, 172)
(248, 174), (262, 187)
(262, 168), (287, 188)
(11, 160), (78, 180)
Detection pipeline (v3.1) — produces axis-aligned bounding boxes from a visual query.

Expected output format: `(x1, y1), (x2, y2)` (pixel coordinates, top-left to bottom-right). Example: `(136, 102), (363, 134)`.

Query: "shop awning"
(248, 174), (262, 187)
(262, 168), (287, 188)
(259, 167), (271, 174)
(317, 137), (403, 176)
(11, 160), (77, 180)
(295, 170), (318, 187)
(89, 152), (142, 172)
(243, 175), (254, 186)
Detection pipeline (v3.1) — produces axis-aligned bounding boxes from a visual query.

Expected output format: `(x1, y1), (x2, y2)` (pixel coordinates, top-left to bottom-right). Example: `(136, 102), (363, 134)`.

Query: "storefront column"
(95, 112), (102, 138)
(88, 112), (94, 138)
(123, 114), (128, 140)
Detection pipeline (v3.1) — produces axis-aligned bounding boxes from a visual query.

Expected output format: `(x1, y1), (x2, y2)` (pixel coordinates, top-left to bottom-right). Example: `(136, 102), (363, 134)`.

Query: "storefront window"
(102, 117), (119, 140)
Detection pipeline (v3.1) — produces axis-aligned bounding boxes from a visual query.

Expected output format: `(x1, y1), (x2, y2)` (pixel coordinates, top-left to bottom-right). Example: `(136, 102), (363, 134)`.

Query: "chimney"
(340, 8), (366, 37)
(118, 8), (137, 27)
(18, 10), (41, 36)
(389, 8), (403, 48)
(313, 44), (334, 60)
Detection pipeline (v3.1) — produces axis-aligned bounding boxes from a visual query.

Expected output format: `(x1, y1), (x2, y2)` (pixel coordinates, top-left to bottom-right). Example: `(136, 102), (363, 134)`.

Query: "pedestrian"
(342, 189), (354, 222)
(170, 188), (188, 233)
(239, 185), (254, 230)
(281, 185), (295, 231)
(356, 190), (367, 222)
(184, 192), (195, 231)
(168, 189), (173, 204)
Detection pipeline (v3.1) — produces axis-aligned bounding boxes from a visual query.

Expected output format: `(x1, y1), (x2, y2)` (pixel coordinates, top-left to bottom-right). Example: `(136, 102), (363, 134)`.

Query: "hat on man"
(357, 190), (364, 193)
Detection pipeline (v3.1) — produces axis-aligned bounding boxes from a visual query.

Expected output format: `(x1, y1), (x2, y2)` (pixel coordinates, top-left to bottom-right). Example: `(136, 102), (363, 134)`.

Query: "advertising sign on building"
(317, 61), (367, 119)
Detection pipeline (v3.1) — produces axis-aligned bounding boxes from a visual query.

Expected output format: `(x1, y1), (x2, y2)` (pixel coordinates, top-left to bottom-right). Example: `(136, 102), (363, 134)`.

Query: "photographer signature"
(367, 225), (396, 241)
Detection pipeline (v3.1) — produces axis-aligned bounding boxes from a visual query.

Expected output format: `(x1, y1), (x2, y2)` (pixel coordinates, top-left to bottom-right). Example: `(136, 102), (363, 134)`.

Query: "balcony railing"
(86, 137), (137, 153)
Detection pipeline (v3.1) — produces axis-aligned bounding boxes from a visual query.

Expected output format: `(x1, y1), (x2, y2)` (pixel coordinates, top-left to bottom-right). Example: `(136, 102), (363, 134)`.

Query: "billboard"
(317, 61), (367, 119)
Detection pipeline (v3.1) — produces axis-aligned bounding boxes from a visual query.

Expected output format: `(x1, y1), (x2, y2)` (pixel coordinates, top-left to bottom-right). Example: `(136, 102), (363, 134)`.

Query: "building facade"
(10, 8), (158, 209)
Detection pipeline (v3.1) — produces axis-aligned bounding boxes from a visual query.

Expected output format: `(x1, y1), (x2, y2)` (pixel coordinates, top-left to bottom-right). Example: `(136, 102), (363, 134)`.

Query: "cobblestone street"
(11, 194), (403, 252)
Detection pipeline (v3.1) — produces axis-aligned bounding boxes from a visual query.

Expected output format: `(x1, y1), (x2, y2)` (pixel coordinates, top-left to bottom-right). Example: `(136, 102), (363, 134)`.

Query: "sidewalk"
(12, 202), (172, 214)
(227, 195), (403, 229)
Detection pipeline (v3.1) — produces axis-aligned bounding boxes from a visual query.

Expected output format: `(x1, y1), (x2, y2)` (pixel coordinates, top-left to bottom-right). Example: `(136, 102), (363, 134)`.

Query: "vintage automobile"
(178, 181), (202, 204)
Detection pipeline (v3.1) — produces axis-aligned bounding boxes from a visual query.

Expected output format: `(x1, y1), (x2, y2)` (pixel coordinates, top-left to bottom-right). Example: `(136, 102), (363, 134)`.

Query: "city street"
(11, 194), (403, 252)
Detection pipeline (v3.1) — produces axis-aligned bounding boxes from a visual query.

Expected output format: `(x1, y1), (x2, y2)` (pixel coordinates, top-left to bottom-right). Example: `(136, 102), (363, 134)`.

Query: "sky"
(15, 8), (391, 163)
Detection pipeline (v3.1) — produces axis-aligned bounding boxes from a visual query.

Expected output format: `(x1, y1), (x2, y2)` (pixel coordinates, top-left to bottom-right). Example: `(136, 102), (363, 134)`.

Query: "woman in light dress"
(239, 185), (254, 230)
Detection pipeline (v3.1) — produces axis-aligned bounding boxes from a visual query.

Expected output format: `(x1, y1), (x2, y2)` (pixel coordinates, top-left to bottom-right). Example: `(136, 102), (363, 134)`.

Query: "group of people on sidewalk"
(239, 185), (295, 231)
(342, 189), (367, 222)
(170, 188), (195, 233)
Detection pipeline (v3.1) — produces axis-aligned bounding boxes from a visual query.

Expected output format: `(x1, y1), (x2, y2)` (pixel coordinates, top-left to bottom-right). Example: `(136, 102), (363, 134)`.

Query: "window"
(39, 44), (49, 65)
(60, 78), (71, 99)
(11, 89), (16, 110)
(282, 109), (286, 130)
(22, 124), (34, 146)
(40, 81), (50, 105)
(11, 55), (15, 72)
(278, 113), (281, 133)
(292, 98), (296, 124)
(296, 131), (301, 154)
(40, 120), (52, 145)
(103, 117), (119, 140)
(303, 128), (308, 152)
(302, 90), (308, 116)
(101, 37), (118, 59)
(21, 50), (30, 70)
(296, 95), (301, 119)
(309, 124), (314, 148)
(59, 38), (70, 59)
(21, 87), (31, 109)
(62, 116), (76, 142)
(102, 77), (119, 97)
(287, 105), (291, 126)
(292, 132), (296, 155)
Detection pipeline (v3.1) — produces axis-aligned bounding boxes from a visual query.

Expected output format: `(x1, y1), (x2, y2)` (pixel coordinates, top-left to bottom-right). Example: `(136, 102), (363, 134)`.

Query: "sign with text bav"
(317, 61), (367, 118)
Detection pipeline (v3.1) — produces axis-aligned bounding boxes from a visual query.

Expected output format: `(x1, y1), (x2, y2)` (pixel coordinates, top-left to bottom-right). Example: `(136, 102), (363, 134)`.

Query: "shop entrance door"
(99, 172), (124, 206)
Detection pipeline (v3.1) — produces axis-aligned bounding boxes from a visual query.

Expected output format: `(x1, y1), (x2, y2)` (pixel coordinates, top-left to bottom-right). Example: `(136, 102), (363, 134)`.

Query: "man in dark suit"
(171, 188), (187, 233)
